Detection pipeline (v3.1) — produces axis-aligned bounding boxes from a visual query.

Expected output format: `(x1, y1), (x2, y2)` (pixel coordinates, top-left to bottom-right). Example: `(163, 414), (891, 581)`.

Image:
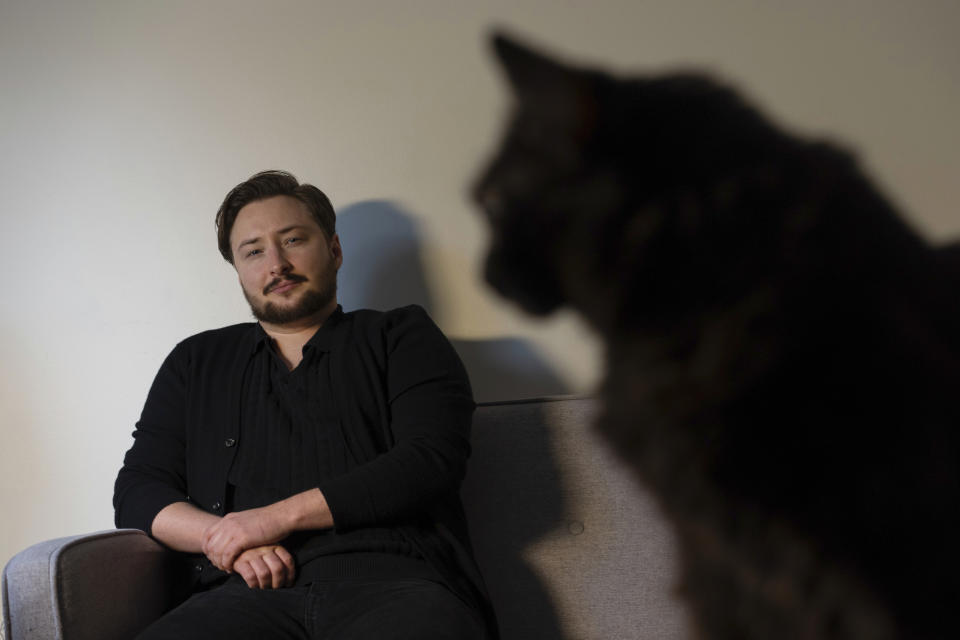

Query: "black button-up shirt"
(115, 305), (497, 636)
(228, 309), (425, 582)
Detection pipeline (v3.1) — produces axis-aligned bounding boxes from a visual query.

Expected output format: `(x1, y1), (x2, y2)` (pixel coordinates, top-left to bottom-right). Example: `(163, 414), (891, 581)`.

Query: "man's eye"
(284, 237), (303, 245)
(246, 248), (262, 258)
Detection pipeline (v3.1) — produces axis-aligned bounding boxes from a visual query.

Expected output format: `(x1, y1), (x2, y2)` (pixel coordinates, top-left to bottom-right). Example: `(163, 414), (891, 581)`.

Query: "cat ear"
(489, 31), (588, 110)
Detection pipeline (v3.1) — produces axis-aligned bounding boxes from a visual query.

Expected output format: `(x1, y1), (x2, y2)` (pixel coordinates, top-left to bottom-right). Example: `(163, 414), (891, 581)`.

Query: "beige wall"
(2, 0), (958, 614)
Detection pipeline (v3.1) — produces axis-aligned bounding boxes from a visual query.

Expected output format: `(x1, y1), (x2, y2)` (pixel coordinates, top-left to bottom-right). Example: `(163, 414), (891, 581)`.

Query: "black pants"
(135, 577), (485, 640)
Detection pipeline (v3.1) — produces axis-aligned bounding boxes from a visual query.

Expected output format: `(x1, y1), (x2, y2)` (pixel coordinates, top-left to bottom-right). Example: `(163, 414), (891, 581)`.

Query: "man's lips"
(271, 281), (299, 294)
(264, 276), (307, 295)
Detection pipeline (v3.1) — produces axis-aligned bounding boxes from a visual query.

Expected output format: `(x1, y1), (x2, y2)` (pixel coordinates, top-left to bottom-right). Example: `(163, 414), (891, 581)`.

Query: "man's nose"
(268, 247), (293, 275)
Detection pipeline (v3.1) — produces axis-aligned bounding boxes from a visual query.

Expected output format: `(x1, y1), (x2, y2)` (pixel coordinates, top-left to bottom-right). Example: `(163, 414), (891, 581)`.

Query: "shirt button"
(224, 438), (236, 447)
(194, 564), (203, 572)
(212, 502), (222, 512)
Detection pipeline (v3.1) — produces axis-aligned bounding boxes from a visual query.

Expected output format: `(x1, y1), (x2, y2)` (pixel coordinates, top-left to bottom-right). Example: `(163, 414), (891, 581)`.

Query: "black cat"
(473, 32), (959, 640)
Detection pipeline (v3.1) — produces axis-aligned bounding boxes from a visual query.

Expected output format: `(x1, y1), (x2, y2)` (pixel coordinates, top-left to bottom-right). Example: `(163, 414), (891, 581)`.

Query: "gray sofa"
(3, 396), (690, 639)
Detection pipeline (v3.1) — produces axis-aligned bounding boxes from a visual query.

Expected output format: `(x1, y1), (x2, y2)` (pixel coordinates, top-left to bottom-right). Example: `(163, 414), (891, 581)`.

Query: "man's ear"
(330, 233), (343, 269)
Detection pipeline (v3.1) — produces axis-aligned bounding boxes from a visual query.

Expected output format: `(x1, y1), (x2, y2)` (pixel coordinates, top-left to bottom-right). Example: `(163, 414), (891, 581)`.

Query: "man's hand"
(202, 505), (291, 572)
(200, 489), (333, 572)
(234, 545), (296, 589)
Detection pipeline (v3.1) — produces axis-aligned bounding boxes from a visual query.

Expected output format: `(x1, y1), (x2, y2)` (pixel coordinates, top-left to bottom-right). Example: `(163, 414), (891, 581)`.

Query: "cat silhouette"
(473, 32), (960, 640)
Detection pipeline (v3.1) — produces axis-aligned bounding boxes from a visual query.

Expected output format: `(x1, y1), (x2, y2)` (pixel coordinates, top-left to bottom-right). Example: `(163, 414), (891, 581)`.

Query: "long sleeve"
(113, 343), (191, 534)
(317, 305), (475, 531)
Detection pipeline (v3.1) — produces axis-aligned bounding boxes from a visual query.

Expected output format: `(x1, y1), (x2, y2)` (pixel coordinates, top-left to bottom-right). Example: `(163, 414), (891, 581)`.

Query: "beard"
(243, 266), (338, 325)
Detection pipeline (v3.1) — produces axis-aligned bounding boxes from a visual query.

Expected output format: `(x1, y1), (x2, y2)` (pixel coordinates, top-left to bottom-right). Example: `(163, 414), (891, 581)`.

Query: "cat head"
(472, 32), (795, 327)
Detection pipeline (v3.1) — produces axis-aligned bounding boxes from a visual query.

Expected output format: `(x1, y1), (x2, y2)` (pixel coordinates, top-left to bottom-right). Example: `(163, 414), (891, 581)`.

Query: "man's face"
(230, 195), (342, 327)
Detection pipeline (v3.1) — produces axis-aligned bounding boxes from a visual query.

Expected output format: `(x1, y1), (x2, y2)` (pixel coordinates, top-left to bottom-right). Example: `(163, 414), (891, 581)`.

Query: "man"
(114, 170), (495, 639)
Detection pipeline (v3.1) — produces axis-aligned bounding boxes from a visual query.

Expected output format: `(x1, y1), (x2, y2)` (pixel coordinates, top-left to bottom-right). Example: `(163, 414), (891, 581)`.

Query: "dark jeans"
(135, 577), (485, 640)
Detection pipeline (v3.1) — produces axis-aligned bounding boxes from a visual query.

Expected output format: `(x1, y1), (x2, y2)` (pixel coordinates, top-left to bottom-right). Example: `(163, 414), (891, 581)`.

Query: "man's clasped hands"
(201, 504), (296, 590)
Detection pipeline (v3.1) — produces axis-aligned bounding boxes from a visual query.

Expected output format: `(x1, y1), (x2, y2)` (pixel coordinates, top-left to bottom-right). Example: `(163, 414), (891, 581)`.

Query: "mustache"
(263, 273), (308, 295)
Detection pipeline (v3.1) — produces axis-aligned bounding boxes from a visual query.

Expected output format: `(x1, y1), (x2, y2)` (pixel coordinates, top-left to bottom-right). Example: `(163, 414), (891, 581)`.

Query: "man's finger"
(222, 539), (244, 573)
(260, 550), (287, 589)
(202, 524), (222, 553)
(249, 555), (271, 589)
(207, 539), (227, 571)
(208, 534), (233, 572)
(203, 526), (228, 566)
(274, 545), (296, 580)
(235, 560), (258, 589)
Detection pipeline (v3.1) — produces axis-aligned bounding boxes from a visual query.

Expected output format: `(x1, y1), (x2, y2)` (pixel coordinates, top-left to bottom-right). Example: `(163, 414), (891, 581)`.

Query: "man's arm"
(151, 501), (221, 553)
(315, 305), (475, 531)
(114, 343), (193, 534)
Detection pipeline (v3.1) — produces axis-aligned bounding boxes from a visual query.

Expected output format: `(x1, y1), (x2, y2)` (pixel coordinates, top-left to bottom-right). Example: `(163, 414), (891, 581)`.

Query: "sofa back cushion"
(462, 396), (691, 639)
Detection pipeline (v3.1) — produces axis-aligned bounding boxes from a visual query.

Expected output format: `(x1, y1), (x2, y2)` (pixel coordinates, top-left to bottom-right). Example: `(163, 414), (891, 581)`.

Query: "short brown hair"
(215, 170), (336, 263)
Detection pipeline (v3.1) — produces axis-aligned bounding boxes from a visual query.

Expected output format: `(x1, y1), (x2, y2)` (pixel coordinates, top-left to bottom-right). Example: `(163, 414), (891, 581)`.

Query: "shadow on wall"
(336, 200), (571, 403)
(337, 200), (569, 637)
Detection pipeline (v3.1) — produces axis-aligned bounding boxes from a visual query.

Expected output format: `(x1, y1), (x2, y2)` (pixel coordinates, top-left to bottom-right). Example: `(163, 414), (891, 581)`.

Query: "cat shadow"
(336, 200), (568, 638)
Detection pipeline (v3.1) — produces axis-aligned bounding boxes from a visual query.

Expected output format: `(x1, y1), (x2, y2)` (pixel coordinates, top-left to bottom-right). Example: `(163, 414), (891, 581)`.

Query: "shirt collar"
(304, 305), (347, 352)
(249, 305), (348, 357)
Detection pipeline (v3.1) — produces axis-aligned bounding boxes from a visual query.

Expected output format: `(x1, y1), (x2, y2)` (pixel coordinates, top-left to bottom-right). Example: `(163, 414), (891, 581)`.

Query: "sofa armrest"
(3, 529), (187, 640)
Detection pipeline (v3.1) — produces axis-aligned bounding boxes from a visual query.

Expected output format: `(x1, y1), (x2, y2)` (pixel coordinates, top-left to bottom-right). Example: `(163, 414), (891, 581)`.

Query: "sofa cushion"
(462, 397), (690, 639)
